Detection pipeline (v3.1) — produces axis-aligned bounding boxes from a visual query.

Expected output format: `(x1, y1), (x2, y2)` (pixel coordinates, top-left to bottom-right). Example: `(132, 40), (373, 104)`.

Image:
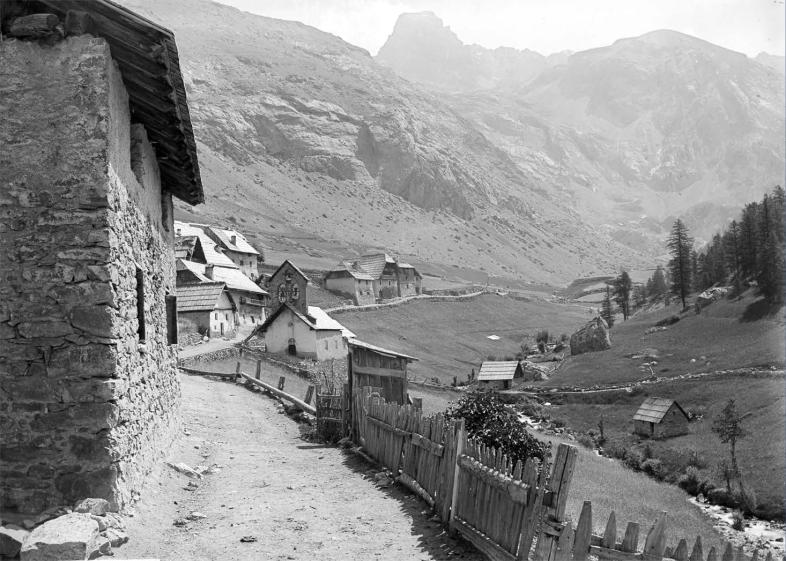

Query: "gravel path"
(120, 372), (483, 561)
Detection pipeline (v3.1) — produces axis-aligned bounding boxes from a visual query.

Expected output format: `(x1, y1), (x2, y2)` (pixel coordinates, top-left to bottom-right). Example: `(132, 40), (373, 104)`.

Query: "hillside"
(378, 16), (785, 249)
(332, 293), (591, 383)
(119, 0), (647, 287)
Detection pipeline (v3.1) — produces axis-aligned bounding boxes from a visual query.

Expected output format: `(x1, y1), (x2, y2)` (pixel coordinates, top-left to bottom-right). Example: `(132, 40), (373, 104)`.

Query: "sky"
(215, 0), (785, 58)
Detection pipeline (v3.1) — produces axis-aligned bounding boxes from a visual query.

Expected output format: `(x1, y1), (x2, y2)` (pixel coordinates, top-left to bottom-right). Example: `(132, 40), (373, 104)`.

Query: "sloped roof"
(177, 259), (211, 282)
(206, 226), (259, 255)
(178, 260), (266, 295)
(633, 398), (688, 424)
(348, 339), (418, 361)
(308, 306), (355, 338)
(478, 361), (522, 381)
(174, 222), (238, 268)
(353, 254), (395, 279)
(269, 259), (310, 284)
(176, 282), (227, 312)
(12, 0), (203, 204)
(327, 262), (375, 281)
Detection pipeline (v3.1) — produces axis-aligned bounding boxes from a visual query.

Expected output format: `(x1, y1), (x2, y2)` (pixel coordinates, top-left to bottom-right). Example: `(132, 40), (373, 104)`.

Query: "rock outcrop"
(569, 318), (611, 356)
(20, 514), (100, 561)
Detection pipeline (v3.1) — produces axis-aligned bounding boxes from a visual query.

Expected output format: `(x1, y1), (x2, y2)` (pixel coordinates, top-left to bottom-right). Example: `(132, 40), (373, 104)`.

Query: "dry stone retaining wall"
(0, 36), (179, 513)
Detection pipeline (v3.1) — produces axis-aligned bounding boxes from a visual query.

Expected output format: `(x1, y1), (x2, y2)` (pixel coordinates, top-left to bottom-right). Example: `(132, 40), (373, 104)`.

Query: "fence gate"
(316, 393), (344, 442)
(449, 438), (575, 561)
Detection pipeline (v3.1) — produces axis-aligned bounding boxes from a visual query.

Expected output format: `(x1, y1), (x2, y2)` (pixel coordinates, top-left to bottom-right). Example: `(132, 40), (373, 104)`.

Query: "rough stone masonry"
(0, 35), (181, 513)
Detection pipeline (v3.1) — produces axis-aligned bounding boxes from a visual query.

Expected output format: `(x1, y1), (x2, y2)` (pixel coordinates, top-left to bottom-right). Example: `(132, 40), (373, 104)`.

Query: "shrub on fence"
(445, 391), (549, 465)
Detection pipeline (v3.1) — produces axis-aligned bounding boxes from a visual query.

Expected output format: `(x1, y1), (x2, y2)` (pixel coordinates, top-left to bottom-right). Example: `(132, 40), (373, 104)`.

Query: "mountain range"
(120, 0), (784, 286)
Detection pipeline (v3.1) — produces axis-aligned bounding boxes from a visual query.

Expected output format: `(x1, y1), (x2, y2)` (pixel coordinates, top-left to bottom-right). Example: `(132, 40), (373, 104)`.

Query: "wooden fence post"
(255, 360), (262, 380)
(448, 419), (466, 534)
(278, 376), (286, 391)
(534, 443), (577, 561)
(304, 385), (315, 405)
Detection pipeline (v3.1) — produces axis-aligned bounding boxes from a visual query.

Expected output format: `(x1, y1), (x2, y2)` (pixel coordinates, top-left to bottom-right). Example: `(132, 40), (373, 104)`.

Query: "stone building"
(569, 317), (611, 355)
(202, 226), (262, 280)
(175, 282), (236, 339)
(324, 254), (422, 303)
(0, 2), (202, 514)
(247, 260), (354, 360)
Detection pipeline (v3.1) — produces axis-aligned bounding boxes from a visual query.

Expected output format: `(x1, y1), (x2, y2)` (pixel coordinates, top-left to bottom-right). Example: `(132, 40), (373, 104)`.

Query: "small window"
(225, 313), (229, 321)
(215, 312), (218, 320)
(136, 268), (145, 343)
(166, 294), (177, 345)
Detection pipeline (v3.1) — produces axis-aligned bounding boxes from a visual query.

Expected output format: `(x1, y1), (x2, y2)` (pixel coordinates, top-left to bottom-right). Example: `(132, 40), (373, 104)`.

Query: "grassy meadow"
(544, 291), (784, 389)
(334, 293), (591, 384)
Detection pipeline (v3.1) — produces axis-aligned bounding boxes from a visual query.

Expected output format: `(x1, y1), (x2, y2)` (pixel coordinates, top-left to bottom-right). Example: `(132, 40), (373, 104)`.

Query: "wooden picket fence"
(332, 391), (778, 561)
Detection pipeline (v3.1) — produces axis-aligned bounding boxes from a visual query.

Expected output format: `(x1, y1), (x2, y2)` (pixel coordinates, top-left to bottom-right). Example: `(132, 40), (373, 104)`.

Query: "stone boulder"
(20, 513), (99, 561)
(0, 526), (29, 558)
(569, 317), (611, 356)
(73, 498), (111, 516)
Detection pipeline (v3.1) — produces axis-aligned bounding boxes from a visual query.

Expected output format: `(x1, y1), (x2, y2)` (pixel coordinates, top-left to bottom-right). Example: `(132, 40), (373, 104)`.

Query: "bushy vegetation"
(445, 391), (549, 465)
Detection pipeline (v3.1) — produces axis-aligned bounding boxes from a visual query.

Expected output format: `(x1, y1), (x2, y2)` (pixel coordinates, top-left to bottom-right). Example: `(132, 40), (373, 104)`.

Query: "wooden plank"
(590, 545), (641, 561)
(9, 13), (59, 37)
(516, 457), (543, 561)
(277, 376), (286, 391)
(721, 545), (734, 561)
(690, 537), (703, 561)
(603, 512), (617, 548)
(707, 547), (717, 561)
(643, 514), (667, 559)
(622, 523), (640, 553)
(456, 455), (530, 504)
(255, 360), (261, 380)
(554, 522), (575, 561)
(367, 414), (410, 436)
(451, 517), (517, 561)
(674, 539), (688, 561)
(449, 420), (467, 529)
(239, 373), (316, 415)
(398, 472), (435, 507)
(573, 501), (593, 561)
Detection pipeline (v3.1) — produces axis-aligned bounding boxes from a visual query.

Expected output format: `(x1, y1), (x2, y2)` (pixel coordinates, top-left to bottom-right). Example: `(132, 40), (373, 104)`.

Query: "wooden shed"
(347, 339), (417, 405)
(633, 397), (690, 439)
(477, 361), (524, 390)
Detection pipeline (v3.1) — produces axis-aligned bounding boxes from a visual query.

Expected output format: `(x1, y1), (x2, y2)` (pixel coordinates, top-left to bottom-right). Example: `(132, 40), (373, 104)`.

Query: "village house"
(348, 339), (417, 405)
(247, 260), (354, 360)
(324, 253), (422, 303)
(176, 259), (268, 331)
(202, 226), (262, 280)
(323, 262), (376, 305)
(174, 221), (241, 270)
(633, 398), (690, 439)
(175, 282), (236, 338)
(1, 1), (202, 513)
(477, 361), (525, 390)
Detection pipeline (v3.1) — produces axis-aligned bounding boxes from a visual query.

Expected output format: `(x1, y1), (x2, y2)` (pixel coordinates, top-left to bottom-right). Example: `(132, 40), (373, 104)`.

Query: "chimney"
(230, 234), (237, 245)
(205, 264), (214, 280)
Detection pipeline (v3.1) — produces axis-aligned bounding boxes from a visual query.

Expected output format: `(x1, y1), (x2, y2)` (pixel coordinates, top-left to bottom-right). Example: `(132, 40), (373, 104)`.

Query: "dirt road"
(121, 373), (483, 561)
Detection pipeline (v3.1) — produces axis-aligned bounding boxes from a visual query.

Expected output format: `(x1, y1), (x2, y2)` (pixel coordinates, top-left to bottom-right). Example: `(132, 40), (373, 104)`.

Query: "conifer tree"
(667, 219), (693, 309)
(613, 270), (632, 320)
(600, 286), (614, 328)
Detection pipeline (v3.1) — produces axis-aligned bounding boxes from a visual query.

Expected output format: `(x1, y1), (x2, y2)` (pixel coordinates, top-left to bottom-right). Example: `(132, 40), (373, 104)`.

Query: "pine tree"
(724, 220), (743, 294)
(667, 219), (693, 309)
(613, 270), (632, 320)
(757, 231), (785, 303)
(600, 286), (615, 328)
(651, 265), (667, 296)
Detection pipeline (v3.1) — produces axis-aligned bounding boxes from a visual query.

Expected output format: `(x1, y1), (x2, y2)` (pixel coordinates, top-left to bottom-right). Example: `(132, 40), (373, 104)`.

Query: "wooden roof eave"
(17, 0), (204, 205)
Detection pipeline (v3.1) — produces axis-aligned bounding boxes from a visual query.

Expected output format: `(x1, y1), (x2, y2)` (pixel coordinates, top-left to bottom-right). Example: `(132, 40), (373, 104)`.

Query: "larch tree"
(667, 219), (693, 309)
(613, 270), (632, 320)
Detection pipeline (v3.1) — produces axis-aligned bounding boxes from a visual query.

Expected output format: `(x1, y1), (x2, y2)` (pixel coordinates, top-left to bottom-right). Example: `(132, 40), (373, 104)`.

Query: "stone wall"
(0, 36), (179, 514)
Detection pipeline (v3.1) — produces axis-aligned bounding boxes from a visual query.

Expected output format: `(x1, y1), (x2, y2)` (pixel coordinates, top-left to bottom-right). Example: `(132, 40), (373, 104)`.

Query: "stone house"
(569, 317), (611, 355)
(477, 361), (525, 390)
(348, 339), (417, 405)
(176, 259), (267, 331)
(633, 398), (690, 439)
(175, 282), (236, 338)
(324, 254), (422, 303)
(247, 260), (354, 360)
(174, 221), (239, 270)
(1, 2), (202, 513)
(202, 226), (262, 280)
(323, 263), (376, 306)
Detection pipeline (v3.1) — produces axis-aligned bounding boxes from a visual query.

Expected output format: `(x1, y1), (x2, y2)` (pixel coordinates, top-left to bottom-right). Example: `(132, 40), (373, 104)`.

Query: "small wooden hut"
(347, 339), (417, 405)
(477, 361), (524, 390)
(633, 397), (690, 439)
